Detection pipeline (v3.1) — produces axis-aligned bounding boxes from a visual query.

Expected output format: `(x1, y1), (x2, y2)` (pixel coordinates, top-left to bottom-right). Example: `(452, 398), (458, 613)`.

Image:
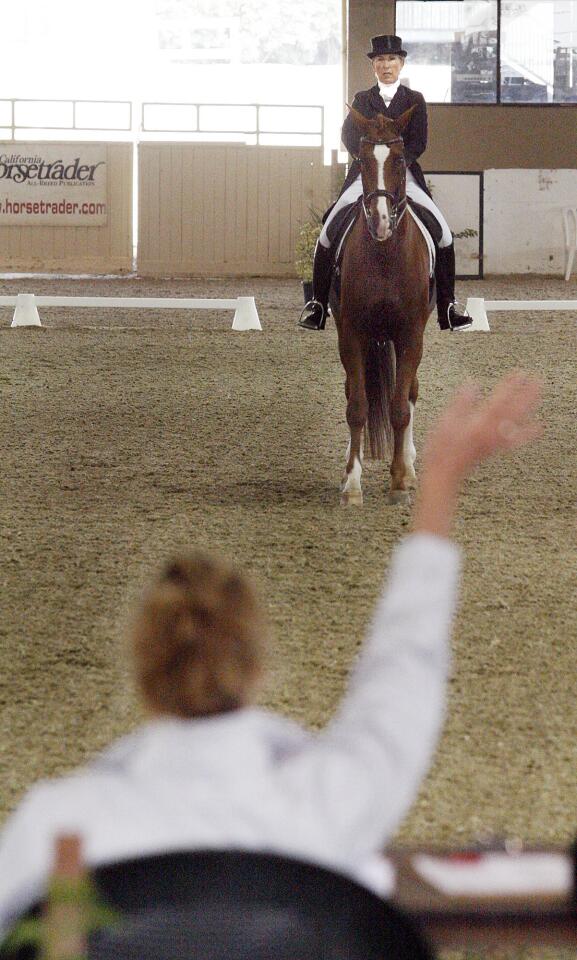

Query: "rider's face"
(372, 54), (404, 85)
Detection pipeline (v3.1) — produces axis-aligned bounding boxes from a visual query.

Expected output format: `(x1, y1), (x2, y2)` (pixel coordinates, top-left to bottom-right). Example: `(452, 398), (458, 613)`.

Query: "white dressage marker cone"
(11, 293), (42, 328)
(465, 297), (491, 332)
(232, 296), (261, 331)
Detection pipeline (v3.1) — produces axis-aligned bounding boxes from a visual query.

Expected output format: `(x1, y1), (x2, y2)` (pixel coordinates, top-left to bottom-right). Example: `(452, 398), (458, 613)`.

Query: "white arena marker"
(11, 293), (42, 328)
(232, 296), (261, 331)
(0, 294), (263, 330)
(464, 297), (490, 332)
(485, 300), (577, 311)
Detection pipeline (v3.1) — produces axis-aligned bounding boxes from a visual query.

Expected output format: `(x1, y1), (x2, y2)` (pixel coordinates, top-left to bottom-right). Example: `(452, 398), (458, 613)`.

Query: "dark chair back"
(2, 850), (435, 960)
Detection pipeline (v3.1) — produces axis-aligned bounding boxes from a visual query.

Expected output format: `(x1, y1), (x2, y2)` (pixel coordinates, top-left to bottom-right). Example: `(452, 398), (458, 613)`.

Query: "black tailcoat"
(340, 83), (431, 198)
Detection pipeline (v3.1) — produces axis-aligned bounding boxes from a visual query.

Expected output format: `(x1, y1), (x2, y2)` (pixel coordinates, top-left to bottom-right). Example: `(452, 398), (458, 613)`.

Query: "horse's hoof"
(387, 489), (411, 506)
(341, 489), (363, 507)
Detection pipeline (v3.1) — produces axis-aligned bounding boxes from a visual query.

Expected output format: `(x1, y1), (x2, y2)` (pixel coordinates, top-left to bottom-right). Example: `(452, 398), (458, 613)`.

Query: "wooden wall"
(137, 143), (334, 277)
(0, 142), (132, 274)
(426, 105), (577, 171)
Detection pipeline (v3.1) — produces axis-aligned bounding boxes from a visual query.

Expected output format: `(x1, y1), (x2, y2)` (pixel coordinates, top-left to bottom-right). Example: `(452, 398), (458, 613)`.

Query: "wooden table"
(389, 847), (577, 950)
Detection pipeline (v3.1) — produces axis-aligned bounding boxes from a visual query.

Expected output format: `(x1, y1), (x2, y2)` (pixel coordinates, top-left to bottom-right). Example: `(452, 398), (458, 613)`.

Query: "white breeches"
(319, 169), (452, 248)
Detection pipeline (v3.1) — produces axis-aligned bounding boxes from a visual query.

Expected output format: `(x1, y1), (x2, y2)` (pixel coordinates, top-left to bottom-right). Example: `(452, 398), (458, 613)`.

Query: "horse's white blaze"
(343, 455), (363, 494)
(374, 144), (390, 225)
(402, 401), (417, 477)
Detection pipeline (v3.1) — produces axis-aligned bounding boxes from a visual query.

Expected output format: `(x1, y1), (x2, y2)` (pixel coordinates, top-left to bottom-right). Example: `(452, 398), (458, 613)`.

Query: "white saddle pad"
(407, 206), (436, 277)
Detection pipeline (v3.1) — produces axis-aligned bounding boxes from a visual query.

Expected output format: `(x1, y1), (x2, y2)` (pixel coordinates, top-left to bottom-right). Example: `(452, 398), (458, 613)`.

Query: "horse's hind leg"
(340, 333), (367, 506)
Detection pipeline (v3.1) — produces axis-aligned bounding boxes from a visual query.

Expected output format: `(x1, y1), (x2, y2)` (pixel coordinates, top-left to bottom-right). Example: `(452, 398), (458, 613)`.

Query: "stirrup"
(447, 301), (472, 332)
(298, 299), (326, 330)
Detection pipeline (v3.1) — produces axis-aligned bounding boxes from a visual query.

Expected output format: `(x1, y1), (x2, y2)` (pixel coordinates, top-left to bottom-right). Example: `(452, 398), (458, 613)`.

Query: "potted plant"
(295, 207), (323, 304)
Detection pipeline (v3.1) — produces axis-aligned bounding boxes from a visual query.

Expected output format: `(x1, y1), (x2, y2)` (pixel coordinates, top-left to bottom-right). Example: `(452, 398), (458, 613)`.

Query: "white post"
(465, 297), (491, 332)
(11, 293), (42, 328)
(232, 297), (261, 331)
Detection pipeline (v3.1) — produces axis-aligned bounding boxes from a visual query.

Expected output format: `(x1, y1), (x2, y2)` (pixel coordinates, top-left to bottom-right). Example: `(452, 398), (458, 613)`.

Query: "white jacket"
(0, 533), (460, 937)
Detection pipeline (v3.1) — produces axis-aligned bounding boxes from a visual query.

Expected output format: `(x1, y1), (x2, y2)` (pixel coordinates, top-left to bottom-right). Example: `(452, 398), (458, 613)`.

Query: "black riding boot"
(298, 241), (333, 330)
(435, 242), (472, 331)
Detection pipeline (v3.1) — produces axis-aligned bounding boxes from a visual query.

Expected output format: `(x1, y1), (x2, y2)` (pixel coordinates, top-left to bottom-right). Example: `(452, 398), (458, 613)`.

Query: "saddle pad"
(335, 208), (360, 266)
(407, 206), (436, 277)
(407, 200), (443, 246)
(325, 198), (362, 249)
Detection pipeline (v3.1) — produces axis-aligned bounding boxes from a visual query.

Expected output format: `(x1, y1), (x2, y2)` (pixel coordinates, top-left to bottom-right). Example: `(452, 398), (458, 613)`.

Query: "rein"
(356, 135), (407, 239)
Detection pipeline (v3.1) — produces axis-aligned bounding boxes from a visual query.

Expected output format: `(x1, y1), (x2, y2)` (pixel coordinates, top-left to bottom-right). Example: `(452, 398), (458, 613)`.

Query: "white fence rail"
(0, 98), (324, 147)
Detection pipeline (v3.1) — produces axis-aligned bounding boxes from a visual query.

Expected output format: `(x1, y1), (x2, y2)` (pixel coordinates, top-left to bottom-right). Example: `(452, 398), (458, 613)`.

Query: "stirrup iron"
(447, 301), (472, 332)
(298, 299), (326, 330)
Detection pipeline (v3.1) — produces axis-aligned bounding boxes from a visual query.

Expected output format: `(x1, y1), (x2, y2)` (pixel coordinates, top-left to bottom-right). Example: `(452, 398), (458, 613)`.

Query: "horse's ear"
(346, 104), (372, 133)
(393, 104), (417, 134)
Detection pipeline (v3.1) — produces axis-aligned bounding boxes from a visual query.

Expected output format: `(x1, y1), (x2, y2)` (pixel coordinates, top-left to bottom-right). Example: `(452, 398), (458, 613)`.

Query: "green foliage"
(294, 208), (323, 281)
(453, 227), (478, 239)
(0, 877), (120, 959)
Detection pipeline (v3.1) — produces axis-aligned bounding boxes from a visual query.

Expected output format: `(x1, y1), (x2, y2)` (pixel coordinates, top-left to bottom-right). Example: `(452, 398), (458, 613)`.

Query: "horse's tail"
(364, 338), (395, 460)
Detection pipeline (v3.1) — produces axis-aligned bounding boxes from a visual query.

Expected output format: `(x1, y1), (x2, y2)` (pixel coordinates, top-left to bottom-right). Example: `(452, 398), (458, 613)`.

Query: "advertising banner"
(0, 144), (108, 225)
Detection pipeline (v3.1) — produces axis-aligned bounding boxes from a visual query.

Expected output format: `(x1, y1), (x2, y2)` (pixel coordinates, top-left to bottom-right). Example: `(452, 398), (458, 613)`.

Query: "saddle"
(407, 200), (443, 247)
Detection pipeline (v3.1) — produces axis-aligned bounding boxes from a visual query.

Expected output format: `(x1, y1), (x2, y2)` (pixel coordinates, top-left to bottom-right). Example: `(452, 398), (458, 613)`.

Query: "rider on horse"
(299, 34), (472, 333)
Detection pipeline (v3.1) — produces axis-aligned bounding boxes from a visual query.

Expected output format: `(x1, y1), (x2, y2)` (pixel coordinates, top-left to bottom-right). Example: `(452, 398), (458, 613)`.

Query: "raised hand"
(413, 371), (542, 538)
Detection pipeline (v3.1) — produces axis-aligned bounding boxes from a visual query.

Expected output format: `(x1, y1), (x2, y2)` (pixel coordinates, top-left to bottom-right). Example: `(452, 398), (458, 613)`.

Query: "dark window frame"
(395, 0), (577, 106)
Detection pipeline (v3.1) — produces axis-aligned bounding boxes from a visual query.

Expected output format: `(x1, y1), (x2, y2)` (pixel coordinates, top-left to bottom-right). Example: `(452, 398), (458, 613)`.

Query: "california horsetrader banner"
(0, 144), (108, 225)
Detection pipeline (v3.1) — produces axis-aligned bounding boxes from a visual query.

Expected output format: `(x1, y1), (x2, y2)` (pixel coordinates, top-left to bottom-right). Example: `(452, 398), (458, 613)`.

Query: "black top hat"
(367, 35), (407, 59)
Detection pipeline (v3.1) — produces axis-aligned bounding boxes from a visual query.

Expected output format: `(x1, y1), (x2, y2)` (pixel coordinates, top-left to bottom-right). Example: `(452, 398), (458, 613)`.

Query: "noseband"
(357, 136), (407, 240)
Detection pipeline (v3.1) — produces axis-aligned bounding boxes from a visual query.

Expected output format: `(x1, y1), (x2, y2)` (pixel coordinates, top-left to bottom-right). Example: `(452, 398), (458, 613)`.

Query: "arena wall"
(137, 142), (335, 277)
(425, 106), (577, 172)
(0, 142), (132, 274)
(484, 169), (577, 274)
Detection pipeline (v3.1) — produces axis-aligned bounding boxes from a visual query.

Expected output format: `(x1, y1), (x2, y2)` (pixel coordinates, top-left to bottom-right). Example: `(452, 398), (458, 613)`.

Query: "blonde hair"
(131, 553), (267, 718)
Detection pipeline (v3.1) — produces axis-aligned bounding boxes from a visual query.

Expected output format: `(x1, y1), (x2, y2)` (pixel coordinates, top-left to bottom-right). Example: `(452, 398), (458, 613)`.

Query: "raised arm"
(273, 373), (542, 861)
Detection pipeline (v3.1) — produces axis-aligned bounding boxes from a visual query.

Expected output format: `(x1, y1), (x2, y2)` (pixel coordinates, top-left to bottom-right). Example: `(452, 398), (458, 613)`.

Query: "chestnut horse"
(331, 106), (431, 505)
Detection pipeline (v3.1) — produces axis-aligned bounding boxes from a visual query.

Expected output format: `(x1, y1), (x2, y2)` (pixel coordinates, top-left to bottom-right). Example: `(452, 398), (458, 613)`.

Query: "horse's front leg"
(340, 332), (367, 507)
(388, 340), (422, 505)
(402, 374), (419, 484)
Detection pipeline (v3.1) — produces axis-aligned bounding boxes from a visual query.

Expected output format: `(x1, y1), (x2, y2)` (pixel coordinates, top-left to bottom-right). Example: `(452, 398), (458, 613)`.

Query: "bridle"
(356, 136), (407, 239)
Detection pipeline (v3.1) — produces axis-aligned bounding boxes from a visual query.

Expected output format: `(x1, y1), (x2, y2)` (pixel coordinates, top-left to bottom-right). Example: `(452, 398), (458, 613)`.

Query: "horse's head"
(348, 104), (416, 242)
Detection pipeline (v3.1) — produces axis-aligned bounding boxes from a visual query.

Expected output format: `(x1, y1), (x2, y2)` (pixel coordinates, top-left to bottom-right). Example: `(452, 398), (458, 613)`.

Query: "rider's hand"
(413, 371), (542, 538)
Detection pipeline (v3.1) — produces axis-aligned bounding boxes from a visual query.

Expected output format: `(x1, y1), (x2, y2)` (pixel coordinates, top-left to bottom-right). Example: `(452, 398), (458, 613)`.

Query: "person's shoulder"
(352, 86), (378, 105)
(4, 765), (121, 841)
(400, 85), (426, 105)
(88, 726), (149, 773)
(1, 776), (77, 835)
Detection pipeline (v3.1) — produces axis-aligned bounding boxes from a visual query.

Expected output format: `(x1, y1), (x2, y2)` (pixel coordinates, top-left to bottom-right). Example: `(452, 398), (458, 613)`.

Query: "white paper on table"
(412, 852), (573, 897)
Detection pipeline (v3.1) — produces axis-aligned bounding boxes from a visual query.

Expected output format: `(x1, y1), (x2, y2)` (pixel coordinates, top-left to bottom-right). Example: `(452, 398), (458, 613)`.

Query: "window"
(396, 0), (577, 103)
